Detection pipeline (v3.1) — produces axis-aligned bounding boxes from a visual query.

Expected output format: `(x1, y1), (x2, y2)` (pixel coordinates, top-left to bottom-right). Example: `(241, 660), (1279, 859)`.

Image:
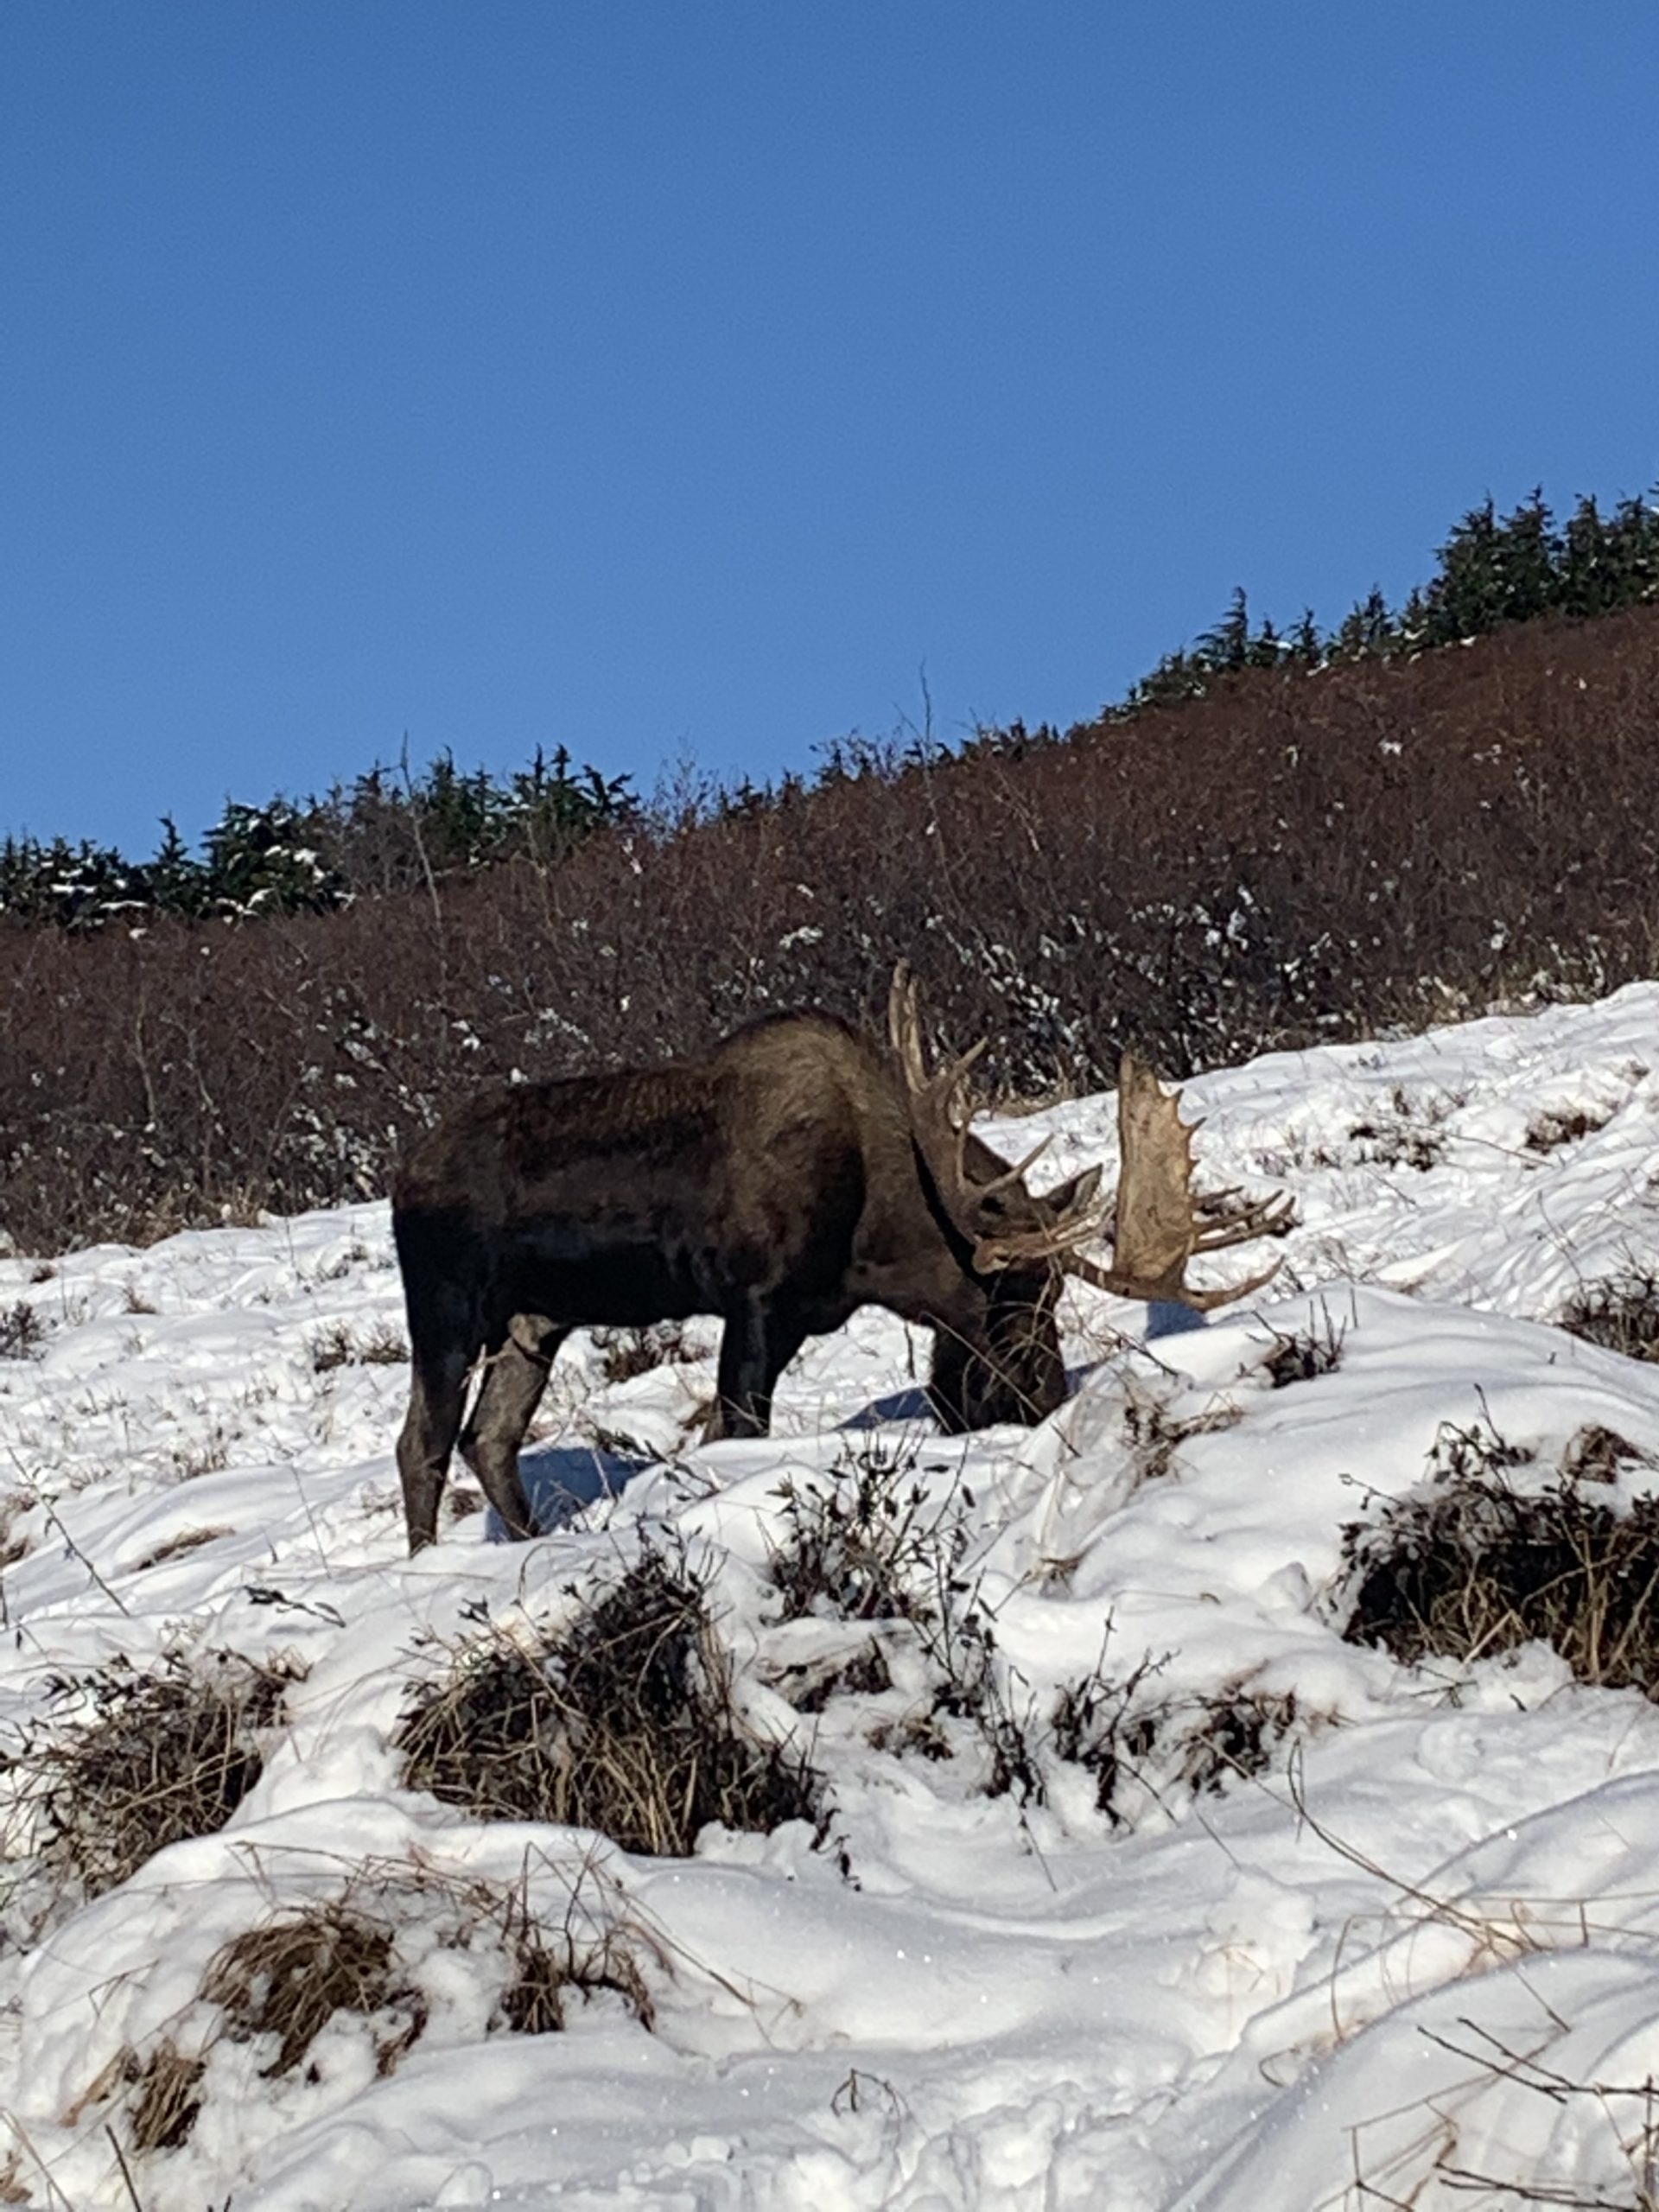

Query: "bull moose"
(391, 967), (1287, 1551)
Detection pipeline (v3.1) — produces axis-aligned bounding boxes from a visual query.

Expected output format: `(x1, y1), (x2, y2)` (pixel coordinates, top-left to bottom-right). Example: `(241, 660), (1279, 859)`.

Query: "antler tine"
(1063, 1240), (1285, 1308)
(888, 963), (986, 1124)
(1192, 1189), (1296, 1254)
(887, 963), (928, 1092)
(976, 1130), (1055, 1196)
(1176, 1256), (1284, 1310)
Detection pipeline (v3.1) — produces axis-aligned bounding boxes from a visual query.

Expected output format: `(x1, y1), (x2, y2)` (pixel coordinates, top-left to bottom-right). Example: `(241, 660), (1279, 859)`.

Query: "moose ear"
(1040, 1163), (1103, 1216)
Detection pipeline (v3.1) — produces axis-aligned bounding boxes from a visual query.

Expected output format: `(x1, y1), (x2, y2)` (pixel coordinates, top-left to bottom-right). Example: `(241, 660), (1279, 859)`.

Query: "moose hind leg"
(397, 1347), (471, 1554)
(460, 1319), (567, 1541)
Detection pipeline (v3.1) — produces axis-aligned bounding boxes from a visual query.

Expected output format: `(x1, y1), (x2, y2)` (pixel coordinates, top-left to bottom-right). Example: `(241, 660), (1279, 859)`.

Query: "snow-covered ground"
(3, 982), (1659, 2210)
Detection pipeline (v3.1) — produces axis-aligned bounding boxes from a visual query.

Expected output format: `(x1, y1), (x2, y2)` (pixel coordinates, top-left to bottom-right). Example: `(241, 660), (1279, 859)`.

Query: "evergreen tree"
(1196, 586), (1255, 670)
(132, 816), (211, 919)
(1422, 496), (1506, 644)
(201, 799), (345, 916)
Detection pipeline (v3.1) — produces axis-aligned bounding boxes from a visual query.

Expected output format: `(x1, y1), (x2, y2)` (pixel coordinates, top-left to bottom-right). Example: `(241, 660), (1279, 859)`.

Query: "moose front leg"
(709, 1295), (810, 1440)
(925, 1324), (975, 1433)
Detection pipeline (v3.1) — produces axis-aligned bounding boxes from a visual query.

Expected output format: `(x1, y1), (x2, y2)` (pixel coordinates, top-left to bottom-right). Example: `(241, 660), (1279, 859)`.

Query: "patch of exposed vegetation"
(765, 1441), (1046, 1796)
(1559, 1268), (1659, 1363)
(1122, 1391), (1243, 1483)
(1052, 1660), (1302, 1826)
(398, 1543), (819, 1853)
(593, 1322), (702, 1386)
(764, 1440), (1299, 1815)
(1348, 1087), (1459, 1173)
(103, 1866), (658, 2158)
(132, 1526), (234, 1571)
(1261, 1299), (1351, 1388)
(1340, 1416), (1659, 1692)
(0, 1302), (45, 1361)
(3, 1649), (296, 1911)
(309, 1319), (410, 1372)
(1526, 1101), (1615, 1153)
(768, 1438), (969, 1624)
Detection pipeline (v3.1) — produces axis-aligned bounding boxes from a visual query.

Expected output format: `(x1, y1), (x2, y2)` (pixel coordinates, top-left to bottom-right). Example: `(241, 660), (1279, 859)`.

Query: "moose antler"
(888, 965), (1073, 1256)
(1061, 1057), (1294, 1308)
(887, 964), (1290, 1306)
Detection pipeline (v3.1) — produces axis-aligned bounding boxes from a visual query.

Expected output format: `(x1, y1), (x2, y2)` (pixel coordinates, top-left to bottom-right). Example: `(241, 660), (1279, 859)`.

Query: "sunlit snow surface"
(3, 983), (1659, 2209)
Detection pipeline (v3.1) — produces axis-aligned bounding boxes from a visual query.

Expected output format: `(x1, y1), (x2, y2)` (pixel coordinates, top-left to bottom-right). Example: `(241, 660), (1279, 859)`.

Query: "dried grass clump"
(399, 1544), (819, 1854)
(1342, 1418), (1659, 1692)
(126, 2043), (208, 2153)
(492, 1878), (656, 2036)
(0, 1491), (32, 1572)
(1052, 1657), (1301, 1826)
(1559, 1268), (1659, 1363)
(107, 1866), (658, 2158)
(203, 1900), (418, 2078)
(7, 1649), (295, 1902)
(1348, 1088), (1454, 1173)
(132, 1525), (233, 1571)
(1122, 1391), (1242, 1484)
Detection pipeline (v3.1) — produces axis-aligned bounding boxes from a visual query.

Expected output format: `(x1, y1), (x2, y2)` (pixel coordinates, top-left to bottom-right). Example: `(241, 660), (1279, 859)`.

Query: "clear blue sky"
(4, 3), (1657, 855)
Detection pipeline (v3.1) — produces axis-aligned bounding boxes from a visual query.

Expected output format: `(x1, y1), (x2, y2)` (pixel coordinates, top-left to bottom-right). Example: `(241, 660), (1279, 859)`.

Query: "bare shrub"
(1341, 1418), (1659, 1692)
(309, 1319), (410, 1372)
(1051, 1656), (1301, 1826)
(0, 1303), (45, 1361)
(5, 1650), (296, 1905)
(768, 1438), (967, 1624)
(398, 1544), (819, 1853)
(1560, 1268), (1659, 1363)
(1261, 1298), (1350, 1387)
(1122, 1391), (1243, 1483)
(9, 602), (1659, 1253)
(593, 1323), (700, 1386)
(766, 1445), (1044, 1798)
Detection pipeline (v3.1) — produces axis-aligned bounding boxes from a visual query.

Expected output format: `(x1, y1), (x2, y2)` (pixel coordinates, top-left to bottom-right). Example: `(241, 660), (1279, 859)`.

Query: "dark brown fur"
(392, 1011), (1091, 1551)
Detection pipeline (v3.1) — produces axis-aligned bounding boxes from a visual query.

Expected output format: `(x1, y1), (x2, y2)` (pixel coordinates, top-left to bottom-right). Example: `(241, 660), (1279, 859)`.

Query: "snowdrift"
(3, 983), (1659, 2209)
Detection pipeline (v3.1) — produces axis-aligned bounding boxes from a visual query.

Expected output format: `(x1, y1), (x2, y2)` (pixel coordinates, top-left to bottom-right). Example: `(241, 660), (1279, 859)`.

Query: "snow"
(2, 980), (1659, 2209)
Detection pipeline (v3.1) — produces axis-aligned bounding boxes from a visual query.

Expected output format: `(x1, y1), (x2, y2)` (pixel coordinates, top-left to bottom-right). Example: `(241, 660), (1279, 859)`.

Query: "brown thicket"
(4, 607), (1658, 1252)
